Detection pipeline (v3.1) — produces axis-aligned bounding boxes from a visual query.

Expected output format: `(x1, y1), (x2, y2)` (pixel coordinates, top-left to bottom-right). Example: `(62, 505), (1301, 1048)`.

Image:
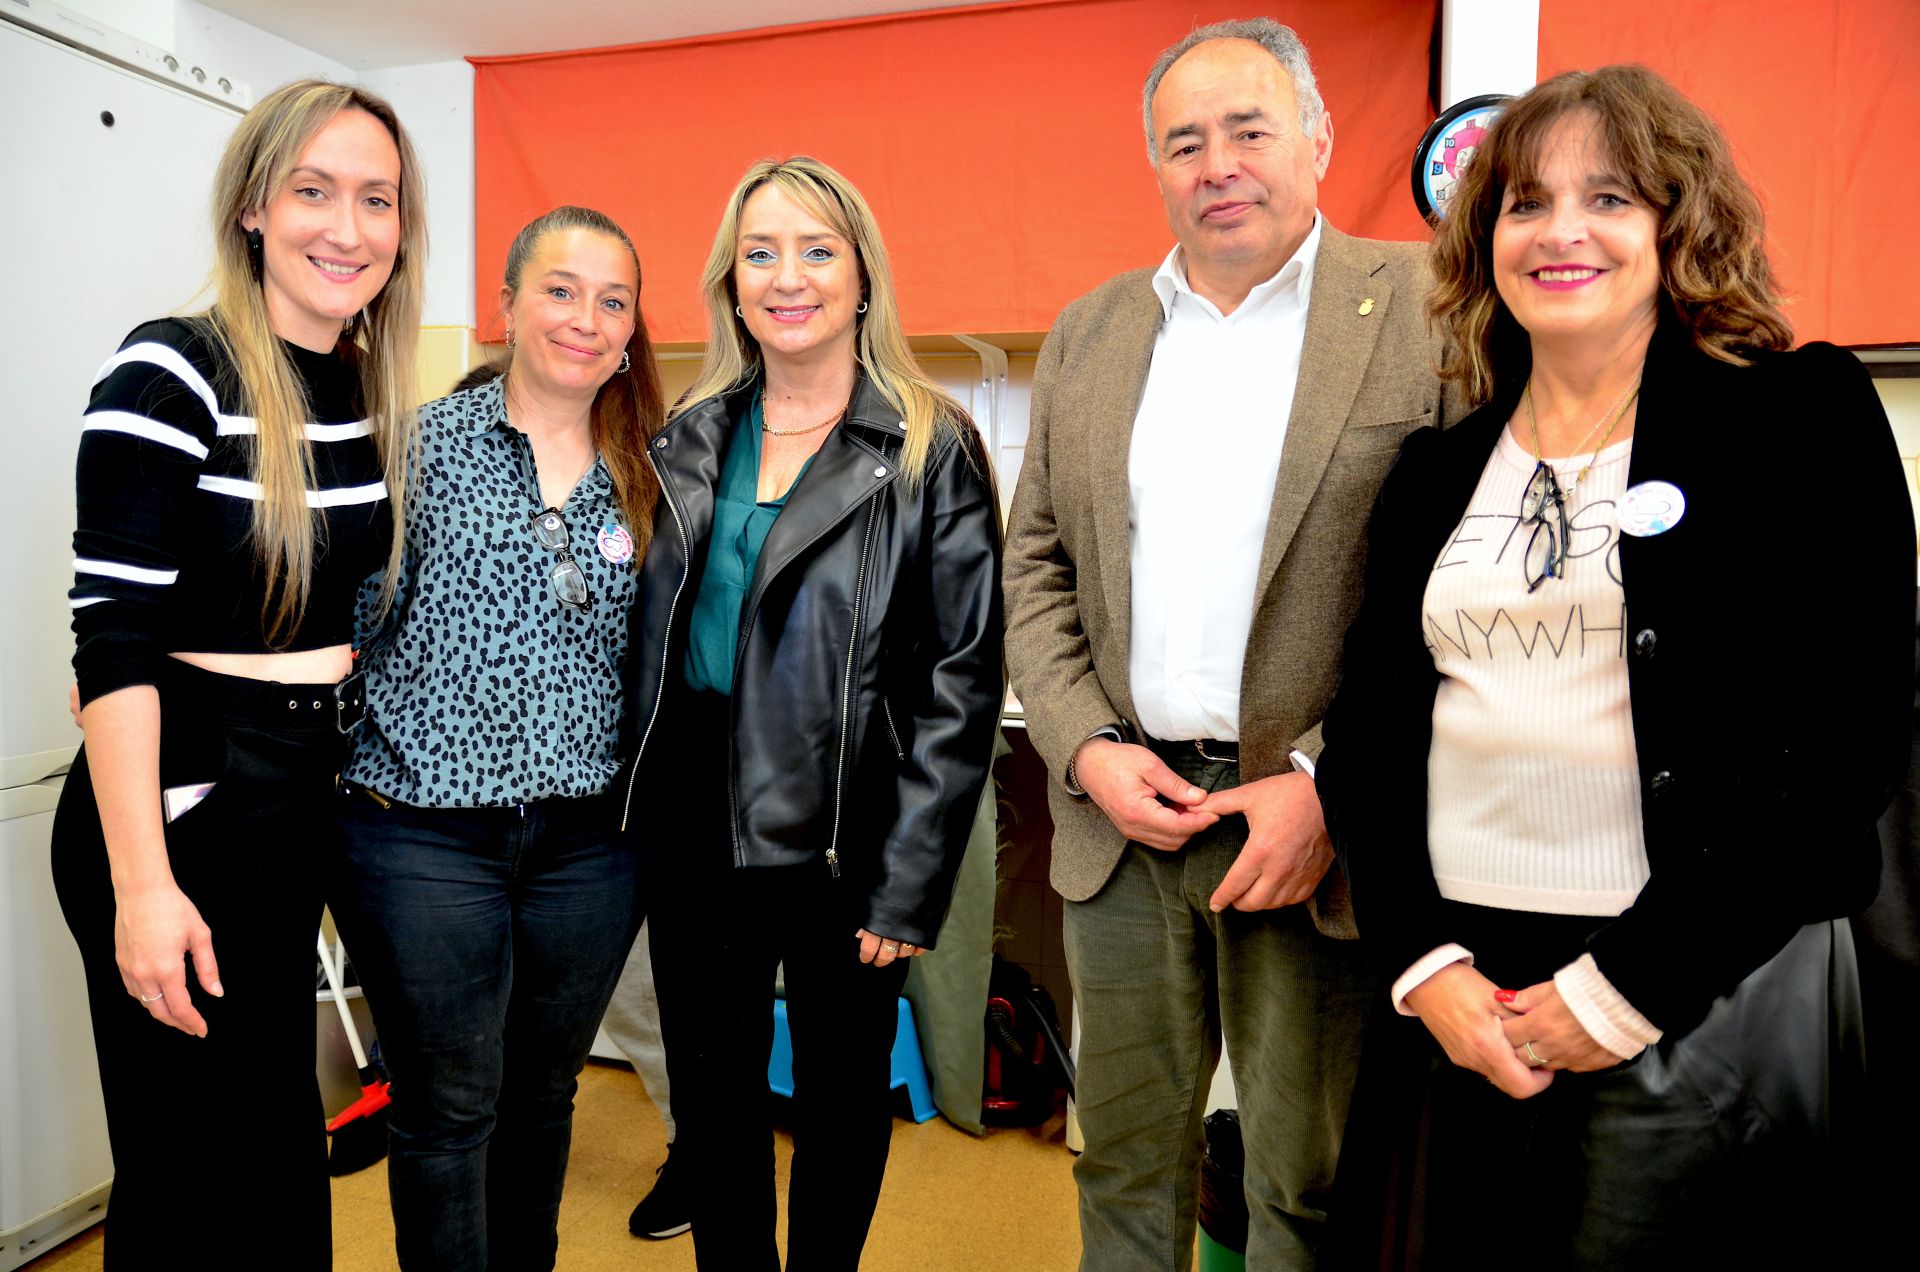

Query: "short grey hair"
(1141, 17), (1325, 164)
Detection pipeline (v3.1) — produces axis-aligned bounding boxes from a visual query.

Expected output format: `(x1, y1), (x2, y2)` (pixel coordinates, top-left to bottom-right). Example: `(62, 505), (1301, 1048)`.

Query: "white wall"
(171, 0), (350, 86)
(361, 58), (476, 330)
(60, 0), (354, 87)
(161, 22), (481, 332)
(1441, 0), (1539, 106)
(52, 2), (477, 331)
(62, 0), (171, 46)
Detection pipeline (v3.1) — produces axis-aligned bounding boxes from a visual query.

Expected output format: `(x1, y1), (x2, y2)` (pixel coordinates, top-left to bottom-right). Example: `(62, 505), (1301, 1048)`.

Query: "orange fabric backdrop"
(472, 0), (1440, 343)
(1539, 0), (1920, 346)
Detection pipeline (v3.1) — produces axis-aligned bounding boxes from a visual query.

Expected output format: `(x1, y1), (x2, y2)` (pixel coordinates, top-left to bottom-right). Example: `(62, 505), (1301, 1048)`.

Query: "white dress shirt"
(1127, 217), (1322, 743)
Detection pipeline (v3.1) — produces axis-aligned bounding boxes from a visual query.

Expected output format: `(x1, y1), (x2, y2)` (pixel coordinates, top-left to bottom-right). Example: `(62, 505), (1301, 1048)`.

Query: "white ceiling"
(199, 0), (1008, 70)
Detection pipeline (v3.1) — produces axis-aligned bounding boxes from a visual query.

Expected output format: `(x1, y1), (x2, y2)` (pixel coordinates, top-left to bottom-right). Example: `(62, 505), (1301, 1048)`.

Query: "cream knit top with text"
(1423, 429), (1648, 917)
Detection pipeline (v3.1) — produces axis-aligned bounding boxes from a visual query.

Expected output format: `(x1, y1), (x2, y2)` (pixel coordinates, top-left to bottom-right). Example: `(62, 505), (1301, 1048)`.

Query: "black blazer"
(1317, 324), (1913, 1036)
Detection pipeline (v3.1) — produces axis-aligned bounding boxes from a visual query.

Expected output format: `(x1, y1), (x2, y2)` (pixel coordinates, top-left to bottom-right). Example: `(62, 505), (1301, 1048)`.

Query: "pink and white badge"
(596, 523), (635, 565)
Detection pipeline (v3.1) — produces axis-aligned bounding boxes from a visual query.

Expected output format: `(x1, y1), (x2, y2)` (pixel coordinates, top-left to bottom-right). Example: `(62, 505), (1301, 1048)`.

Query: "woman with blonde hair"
(632, 156), (1002, 1269)
(52, 79), (424, 1266)
(1317, 65), (1908, 1264)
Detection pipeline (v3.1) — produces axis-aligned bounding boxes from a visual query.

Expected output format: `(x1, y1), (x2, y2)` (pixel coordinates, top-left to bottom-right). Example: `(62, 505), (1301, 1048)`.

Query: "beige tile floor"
(25, 1061), (1081, 1270)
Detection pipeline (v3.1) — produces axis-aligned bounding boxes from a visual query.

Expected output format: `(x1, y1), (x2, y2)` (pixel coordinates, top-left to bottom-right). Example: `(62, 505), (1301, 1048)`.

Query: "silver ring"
(138, 990), (165, 1003)
(1521, 1040), (1547, 1067)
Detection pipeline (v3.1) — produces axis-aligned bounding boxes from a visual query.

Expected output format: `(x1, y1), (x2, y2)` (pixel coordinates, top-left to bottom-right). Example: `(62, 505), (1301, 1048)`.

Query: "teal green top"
(683, 397), (815, 696)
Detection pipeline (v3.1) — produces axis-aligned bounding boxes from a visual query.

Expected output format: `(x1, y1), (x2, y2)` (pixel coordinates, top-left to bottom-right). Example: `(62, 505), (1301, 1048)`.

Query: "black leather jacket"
(621, 371), (1003, 947)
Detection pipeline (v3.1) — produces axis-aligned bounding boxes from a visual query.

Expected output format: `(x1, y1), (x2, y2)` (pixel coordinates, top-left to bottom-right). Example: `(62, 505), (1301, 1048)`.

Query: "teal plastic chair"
(767, 995), (937, 1123)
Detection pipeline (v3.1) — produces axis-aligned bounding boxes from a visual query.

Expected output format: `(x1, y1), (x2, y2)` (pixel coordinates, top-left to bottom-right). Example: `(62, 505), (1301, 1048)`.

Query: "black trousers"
(1331, 903), (1863, 1270)
(51, 664), (346, 1270)
(648, 690), (911, 1272)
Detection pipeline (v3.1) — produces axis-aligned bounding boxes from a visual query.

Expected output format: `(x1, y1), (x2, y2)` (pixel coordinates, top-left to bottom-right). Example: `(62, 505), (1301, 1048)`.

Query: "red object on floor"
(326, 1081), (391, 1134)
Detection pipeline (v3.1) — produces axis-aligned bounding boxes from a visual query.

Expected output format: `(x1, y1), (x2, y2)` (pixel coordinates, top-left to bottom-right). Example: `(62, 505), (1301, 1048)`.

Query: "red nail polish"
(1493, 989), (1517, 1004)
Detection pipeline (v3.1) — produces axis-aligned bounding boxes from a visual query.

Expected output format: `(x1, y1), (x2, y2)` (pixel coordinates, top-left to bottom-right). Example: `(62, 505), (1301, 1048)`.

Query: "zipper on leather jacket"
(621, 451), (692, 833)
(882, 695), (905, 762)
(826, 495), (882, 878)
(727, 692), (746, 868)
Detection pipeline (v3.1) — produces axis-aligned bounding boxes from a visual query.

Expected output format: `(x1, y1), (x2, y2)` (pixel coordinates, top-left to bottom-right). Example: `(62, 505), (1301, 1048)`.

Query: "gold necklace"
(1523, 376), (1641, 500)
(759, 388), (847, 437)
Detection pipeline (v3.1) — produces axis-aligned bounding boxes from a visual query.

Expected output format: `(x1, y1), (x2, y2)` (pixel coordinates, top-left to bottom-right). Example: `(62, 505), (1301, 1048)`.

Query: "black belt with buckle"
(334, 670), (367, 734)
(1147, 736), (1238, 764)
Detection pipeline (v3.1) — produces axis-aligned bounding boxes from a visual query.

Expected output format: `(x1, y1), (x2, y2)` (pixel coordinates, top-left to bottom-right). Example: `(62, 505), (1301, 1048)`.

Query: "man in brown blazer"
(1003, 18), (1456, 1269)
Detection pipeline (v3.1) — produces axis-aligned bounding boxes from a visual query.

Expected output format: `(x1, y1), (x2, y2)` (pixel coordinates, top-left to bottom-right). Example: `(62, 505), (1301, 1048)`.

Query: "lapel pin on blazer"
(1620, 480), (1686, 537)
(1358, 298), (1375, 316)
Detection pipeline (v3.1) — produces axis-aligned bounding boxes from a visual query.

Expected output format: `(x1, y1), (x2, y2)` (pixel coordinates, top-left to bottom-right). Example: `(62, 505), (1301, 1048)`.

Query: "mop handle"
(316, 933), (372, 1070)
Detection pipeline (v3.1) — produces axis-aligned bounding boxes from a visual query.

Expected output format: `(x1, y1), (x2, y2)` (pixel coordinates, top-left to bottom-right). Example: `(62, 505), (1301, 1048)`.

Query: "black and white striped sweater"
(70, 316), (391, 704)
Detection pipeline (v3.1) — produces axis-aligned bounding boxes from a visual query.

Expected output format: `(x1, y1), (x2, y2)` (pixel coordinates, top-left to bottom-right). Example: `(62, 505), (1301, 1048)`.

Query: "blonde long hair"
(205, 80), (425, 641)
(678, 156), (966, 488)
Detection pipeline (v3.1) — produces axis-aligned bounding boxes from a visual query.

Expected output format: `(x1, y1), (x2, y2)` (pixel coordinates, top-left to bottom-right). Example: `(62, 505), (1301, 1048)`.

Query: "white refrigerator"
(0, 14), (240, 1266)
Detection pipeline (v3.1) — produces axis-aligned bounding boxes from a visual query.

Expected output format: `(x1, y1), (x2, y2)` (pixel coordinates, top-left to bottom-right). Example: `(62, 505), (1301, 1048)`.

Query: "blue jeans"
(331, 788), (643, 1272)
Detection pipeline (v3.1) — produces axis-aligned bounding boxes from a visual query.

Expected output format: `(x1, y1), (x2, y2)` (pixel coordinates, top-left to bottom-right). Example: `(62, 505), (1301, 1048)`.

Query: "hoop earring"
(618, 350), (631, 374)
(505, 326), (515, 348)
(856, 300), (869, 315)
(735, 305), (743, 318)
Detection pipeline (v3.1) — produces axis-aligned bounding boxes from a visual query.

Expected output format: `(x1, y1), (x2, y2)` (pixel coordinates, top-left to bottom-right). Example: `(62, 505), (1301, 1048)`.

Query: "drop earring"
(505, 325), (515, 348)
(245, 226), (264, 281)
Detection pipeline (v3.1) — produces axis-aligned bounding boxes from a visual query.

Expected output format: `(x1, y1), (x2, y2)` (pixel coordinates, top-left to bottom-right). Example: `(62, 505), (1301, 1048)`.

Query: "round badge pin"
(1619, 481), (1686, 538)
(1412, 94), (1511, 222)
(596, 523), (635, 564)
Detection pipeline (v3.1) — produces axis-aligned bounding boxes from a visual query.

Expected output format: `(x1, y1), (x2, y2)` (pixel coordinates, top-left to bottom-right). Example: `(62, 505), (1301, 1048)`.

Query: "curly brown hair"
(1430, 64), (1793, 405)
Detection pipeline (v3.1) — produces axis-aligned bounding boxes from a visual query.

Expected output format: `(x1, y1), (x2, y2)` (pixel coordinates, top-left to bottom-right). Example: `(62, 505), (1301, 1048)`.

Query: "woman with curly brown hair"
(1316, 65), (1909, 1266)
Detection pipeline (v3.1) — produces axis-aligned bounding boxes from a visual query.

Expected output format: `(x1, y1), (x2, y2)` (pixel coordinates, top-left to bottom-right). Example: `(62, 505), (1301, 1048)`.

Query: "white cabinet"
(0, 782), (111, 1270)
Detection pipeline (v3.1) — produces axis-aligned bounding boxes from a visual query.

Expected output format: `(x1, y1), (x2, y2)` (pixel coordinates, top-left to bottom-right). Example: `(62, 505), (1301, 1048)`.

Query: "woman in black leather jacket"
(629, 155), (1002, 1271)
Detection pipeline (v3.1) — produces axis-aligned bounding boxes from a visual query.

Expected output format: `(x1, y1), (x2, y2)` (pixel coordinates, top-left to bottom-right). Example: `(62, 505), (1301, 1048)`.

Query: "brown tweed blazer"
(1003, 223), (1461, 933)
